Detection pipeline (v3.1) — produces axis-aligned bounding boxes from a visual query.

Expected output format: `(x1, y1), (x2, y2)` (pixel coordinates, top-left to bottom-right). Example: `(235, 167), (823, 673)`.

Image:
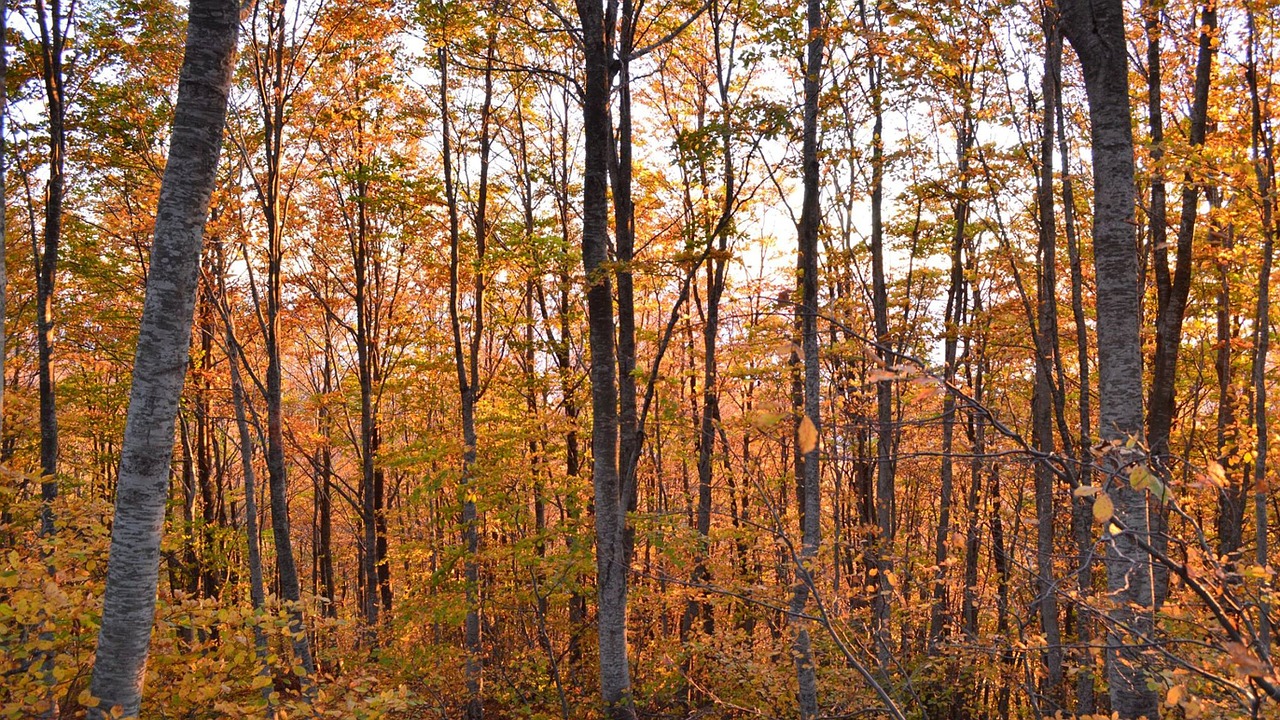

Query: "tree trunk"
(1059, 1), (1159, 716)
(216, 237), (275, 706)
(1031, 13), (1064, 708)
(861, 0), (894, 676)
(317, 328), (337, 616)
(789, 0), (824, 714)
(929, 100), (972, 650)
(1212, 183), (1243, 558)
(574, 0), (635, 713)
(1247, 4), (1275, 661)
(249, 0), (316, 678)
(88, 1), (239, 712)
(0, 1), (8, 454)
(1146, 0), (1215, 463)
(1058, 68), (1096, 716)
(34, 0), (66, 529)
(441, 34), (493, 718)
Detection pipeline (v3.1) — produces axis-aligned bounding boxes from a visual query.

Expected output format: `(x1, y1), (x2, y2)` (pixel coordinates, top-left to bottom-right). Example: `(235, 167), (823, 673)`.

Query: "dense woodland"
(0, 0), (1278, 716)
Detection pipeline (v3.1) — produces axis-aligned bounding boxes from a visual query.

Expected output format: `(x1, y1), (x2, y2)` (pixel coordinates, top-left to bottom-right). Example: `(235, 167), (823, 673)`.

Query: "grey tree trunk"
(861, 0), (894, 676)
(87, 0), (239, 713)
(245, 0), (316, 677)
(1059, 0), (1159, 716)
(574, 0), (635, 714)
(1246, 4), (1275, 660)
(928, 99), (972, 650)
(33, 0), (66, 529)
(1032, 14), (1064, 708)
(0, 0), (7, 452)
(789, 0), (824, 714)
(1211, 186), (1243, 558)
(441, 33), (495, 718)
(1147, 0), (1216, 463)
(215, 239), (274, 706)
(1058, 70), (1096, 716)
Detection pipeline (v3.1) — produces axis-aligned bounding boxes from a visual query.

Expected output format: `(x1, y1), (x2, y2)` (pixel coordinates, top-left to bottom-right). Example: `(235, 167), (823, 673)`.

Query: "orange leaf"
(798, 415), (818, 454)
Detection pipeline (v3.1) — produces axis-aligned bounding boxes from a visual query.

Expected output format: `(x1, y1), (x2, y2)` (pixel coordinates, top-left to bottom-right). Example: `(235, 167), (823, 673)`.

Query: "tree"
(789, 0), (823, 715)
(1058, 0), (1159, 716)
(87, 0), (240, 712)
(31, 0), (71, 527)
(573, 0), (633, 713)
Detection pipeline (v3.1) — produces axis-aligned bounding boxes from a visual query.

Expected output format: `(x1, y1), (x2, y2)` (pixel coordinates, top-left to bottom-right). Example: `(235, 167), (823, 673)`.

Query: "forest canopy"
(1, 0), (1278, 718)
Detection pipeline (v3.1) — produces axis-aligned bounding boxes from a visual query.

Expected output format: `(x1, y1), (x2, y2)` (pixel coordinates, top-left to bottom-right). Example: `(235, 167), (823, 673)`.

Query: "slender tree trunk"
(87, 2), (240, 712)
(549, 87), (587, 671)
(574, 0), (635, 713)
(1059, 1), (1158, 716)
(1147, 0), (1215, 463)
(1146, 0), (1216, 611)
(442, 33), (494, 719)
(0, 1), (8, 453)
(217, 239), (274, 706)
(195, 284), (221, 601)
(250, 0), (316, 678)
(33, 0), (66, 529)
(682, 5), (737, 661)
(317, 328), (337, 617)
(990, 463), (1012, 719)
(1212, 184), (1243, 558)
(789, 0), (824, 714)
(861, 0), (894, 676)
(960, 278), (985, 638)
(1031, 13), (1064, 707)
(1058, 70), (1096, 717)
(929, 105), (971, 650)
(1247, 5), (1274, 661)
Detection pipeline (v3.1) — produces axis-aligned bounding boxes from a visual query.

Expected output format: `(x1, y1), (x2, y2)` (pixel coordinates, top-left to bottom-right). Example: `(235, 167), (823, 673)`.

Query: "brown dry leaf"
(1225, 641), (1271, 677)
(798, 415), (819, 454)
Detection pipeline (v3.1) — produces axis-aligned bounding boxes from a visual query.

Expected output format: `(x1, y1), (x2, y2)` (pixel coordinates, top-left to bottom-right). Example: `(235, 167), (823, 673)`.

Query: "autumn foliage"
(1, 0), (1280, 717)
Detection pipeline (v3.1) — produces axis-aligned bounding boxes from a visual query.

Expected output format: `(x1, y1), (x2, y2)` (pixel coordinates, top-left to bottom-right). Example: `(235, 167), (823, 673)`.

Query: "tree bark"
(789, 0), (824, 714)
(1146, 0), (1216, 463)
(88, 0), (240, 712)
(860, 0), (894, 676)
(1031, 13), (1064, 707)
(33, 0), (66, 528)
(574, 0), (635, 713)
(929, 95), (972, 651)
(246, 0), (316, 677)
(1246, 4), (1275, 661)
(215, 236), (275, 706)
(1058, 64), (1096, 716)
(441, 32), (494, 718)
(1059, 0), (1159, 716)
(0, 0), (8, 455)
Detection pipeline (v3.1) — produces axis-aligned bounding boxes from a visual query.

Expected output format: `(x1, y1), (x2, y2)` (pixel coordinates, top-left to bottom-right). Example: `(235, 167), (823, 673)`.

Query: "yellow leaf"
(1129, 464), (1153, 490)
(1093, 494), (1114, 525)
(251, 673), (273, 689)
(1165, 684), (1184, 706)
(798, 415), (818, 454)
(748, 410), (785, 430)
(1074, 485), (1102, 498)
